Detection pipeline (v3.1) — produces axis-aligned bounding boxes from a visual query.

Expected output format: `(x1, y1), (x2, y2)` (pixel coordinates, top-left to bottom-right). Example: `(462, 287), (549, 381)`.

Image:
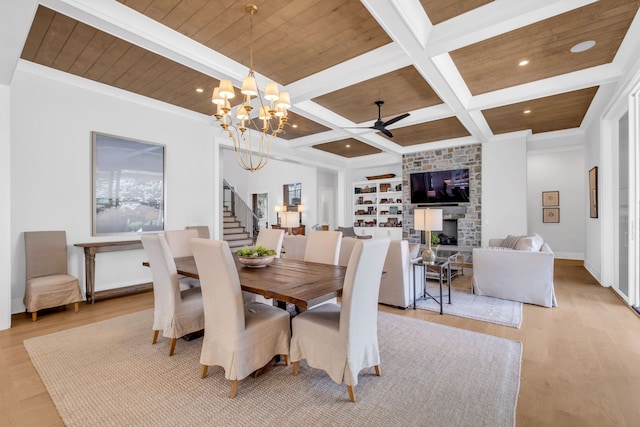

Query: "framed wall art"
(92, 132), (166, 235)
(542, 191), (559, 207)
(543, 207), (560, 223)
(589, 166), (598, 218)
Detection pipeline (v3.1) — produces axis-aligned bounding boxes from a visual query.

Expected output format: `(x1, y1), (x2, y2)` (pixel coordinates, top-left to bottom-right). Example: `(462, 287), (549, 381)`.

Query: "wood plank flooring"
(1, 259), (639, 426)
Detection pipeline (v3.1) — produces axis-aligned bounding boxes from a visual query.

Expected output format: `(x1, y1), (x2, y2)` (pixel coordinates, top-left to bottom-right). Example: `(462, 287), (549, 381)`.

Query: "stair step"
(223, 226), (244, 234)
(224, 233), (252, 241)
(228, 239), (254, 249)
(223, 221), (241, 227)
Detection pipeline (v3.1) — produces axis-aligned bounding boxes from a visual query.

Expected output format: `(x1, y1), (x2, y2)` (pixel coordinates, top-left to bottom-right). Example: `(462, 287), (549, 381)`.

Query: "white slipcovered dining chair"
(141, 234), (204, 356)
(23, 231), (83, 321)
(255, 228), (285, 257)
(282, 234), (308, 261)
(304, 230), (343, 265)
(186, 225), (210, 239)
(191, 238), (291, 398)
(338, 236), (358, 267)
(164, 229), (200, 290)
(290, 238), (390, 402)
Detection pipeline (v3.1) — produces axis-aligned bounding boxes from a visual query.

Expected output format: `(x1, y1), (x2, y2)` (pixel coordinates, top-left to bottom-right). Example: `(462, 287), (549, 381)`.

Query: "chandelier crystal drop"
(211, 4), (291, 172)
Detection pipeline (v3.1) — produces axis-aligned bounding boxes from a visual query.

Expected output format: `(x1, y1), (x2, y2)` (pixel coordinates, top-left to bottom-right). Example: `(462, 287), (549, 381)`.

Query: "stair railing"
(223, 179), (260, 240)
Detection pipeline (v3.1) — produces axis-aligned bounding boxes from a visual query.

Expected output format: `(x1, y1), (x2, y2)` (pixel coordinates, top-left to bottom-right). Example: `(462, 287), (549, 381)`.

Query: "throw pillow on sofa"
(501, 234), (522, 249)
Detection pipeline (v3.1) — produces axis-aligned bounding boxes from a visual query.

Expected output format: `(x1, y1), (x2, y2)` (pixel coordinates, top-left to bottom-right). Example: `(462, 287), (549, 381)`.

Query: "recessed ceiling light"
(291, 124), (298, 128)
(196, 88), (204, 93)
(524, 110), (531, 114)
(345, 144), (351, 148)
(570, 40), (596, 53)
(518, 59), (529, 66)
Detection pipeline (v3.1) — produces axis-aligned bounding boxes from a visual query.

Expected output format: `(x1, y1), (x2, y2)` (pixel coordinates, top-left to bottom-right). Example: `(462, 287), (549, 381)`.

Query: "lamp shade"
(274, 205), (282, 213)
(414, 208), (443, 231)
(281, 211), (300, 228)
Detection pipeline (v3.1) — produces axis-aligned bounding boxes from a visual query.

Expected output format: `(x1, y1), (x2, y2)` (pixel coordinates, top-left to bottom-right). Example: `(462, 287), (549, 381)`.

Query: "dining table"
(173, 255), (347, 310)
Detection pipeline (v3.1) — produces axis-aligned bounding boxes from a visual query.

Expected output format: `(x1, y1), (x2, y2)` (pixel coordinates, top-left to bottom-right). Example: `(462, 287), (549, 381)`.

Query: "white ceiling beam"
(426, 0), (597, 56)
(0, 0), (38, 85)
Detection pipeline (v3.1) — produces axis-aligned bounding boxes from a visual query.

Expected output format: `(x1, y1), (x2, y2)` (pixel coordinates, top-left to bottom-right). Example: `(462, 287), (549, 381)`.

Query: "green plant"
(236, 244), (276, 257)
(431, 232), (440, 245)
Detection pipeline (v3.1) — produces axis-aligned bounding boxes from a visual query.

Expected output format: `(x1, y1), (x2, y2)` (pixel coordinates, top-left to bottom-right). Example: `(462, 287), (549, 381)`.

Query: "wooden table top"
(174, 256), (347, 309)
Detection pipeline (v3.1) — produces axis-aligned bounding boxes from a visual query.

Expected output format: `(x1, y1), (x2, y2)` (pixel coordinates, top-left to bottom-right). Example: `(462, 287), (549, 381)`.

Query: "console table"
(74, 240), (146, 303)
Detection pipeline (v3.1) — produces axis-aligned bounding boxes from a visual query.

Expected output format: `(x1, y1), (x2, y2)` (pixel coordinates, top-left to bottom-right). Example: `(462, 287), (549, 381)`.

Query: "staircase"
(223, 208), (254, 251)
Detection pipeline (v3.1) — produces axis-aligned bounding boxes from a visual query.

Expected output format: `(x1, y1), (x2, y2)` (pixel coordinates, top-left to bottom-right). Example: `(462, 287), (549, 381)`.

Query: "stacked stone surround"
(402, 144), (482, 249)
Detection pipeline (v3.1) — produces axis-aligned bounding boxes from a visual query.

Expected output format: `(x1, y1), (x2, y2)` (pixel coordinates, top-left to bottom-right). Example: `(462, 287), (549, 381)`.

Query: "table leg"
(84, 249), (96, 304)
(447, 263), (452, 304)
(413, 264), (417, 309)
(439, 265), (443, 315)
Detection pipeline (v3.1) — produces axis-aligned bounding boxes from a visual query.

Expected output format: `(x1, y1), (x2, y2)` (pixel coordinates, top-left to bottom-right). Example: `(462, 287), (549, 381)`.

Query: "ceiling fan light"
(219, 79), (235, 99)
(241, 76), (258, 96)
(264, 82), (279, 101)
(276, 92), (291, 109)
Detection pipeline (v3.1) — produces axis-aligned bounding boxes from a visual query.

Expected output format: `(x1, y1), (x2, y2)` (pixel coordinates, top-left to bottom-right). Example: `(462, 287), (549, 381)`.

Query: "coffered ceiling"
(7, 0), (640, 167)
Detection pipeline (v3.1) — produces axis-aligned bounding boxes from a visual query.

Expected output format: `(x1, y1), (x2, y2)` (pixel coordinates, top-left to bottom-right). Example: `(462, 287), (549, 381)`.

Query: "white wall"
(527, 145), (586, 259)
(481, 134), (529, 245)
(1, 84), (11, 329)
(9, 67), (216, 313)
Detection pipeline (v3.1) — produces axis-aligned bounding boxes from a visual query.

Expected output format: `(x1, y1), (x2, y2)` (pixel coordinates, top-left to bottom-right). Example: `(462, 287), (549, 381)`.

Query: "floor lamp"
(281, 211), (300, 235)
(414, 208), (443, 263)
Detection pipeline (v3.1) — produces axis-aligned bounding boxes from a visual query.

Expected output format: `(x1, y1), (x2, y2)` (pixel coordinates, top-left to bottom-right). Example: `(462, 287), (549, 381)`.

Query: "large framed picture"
(542, 191), (559, 207)
(92, 132), (166, 235)
(589, 166), (598, 218)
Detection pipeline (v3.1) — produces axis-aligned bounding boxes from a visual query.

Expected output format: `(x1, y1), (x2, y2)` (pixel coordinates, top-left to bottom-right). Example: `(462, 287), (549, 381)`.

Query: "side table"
(412, 257), (452, 315)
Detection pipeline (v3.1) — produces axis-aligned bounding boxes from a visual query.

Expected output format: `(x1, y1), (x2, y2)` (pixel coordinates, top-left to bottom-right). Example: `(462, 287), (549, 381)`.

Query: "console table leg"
(85, 251), (96, 304)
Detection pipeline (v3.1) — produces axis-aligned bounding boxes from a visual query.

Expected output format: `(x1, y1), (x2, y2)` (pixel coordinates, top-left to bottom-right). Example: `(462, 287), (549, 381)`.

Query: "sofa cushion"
(515, 237), (536, 251)
(501, 234), (522, 249)
(530, 233), (544, 251)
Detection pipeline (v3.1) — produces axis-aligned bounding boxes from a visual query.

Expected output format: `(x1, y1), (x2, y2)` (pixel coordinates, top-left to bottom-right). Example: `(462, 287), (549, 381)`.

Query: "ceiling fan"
(344, 100), (410, 138)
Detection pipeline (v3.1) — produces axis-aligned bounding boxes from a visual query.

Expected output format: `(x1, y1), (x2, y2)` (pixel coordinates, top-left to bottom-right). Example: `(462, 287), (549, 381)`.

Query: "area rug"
(415, 282), (523, 328)
(24, 309), (521, 427)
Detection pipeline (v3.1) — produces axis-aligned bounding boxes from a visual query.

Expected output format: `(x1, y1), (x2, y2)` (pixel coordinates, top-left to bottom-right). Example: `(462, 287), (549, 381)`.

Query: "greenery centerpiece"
(236, 245), (276, 268)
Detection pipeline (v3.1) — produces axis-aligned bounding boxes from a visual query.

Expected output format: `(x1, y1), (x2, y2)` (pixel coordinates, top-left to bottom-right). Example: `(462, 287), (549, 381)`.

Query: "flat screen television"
(410, 168), (470, 204)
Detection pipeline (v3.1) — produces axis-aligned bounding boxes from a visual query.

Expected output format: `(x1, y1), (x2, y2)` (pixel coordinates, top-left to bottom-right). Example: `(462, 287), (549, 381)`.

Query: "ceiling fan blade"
(380, 128), (393, 138)
(382, 113), (410, 127)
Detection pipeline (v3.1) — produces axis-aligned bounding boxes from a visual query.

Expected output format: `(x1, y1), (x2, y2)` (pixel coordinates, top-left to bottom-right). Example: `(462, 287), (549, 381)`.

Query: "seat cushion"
(24, 274), (82, 312)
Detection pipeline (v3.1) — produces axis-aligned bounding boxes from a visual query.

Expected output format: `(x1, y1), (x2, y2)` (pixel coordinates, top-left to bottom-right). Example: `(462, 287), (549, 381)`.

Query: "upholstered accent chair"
(290, 238), (390, 402)
(23, 230), (83, 321)
(141, 234), (204, 356)
(191, 238), (290, 398)
(255, 228), (285, 257)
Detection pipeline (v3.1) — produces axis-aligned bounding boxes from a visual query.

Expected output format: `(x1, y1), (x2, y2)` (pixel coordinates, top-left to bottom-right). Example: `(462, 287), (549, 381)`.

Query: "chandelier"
(211, 4), (291, 172)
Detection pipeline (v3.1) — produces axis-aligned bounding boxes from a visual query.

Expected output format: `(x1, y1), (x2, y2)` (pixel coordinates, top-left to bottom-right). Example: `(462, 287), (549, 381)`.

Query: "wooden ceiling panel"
(385, 117), (471, 146)
(277, 112), (331, 141)
(313, 139), (382, 158)
(482, 87), (599, 135)
(450, 0), (640, 95)
(313, 66), (442, 124)
(120, 0), (392, 85)
(420, 0), (493, 25)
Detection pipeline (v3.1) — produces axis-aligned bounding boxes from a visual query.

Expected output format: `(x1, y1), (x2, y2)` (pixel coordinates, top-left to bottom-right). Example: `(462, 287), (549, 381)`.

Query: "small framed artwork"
(542, 191), (559, 207)
(543, 208), (560, 223)
(589, 166), (598, 218)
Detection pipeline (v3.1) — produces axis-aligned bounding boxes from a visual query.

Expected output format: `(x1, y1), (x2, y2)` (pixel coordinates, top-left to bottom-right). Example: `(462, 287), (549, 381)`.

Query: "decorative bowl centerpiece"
(236, 245), (277, 268)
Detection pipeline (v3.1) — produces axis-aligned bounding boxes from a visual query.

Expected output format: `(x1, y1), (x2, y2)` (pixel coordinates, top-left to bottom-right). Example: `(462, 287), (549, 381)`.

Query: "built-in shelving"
(353, 178), (403, 240)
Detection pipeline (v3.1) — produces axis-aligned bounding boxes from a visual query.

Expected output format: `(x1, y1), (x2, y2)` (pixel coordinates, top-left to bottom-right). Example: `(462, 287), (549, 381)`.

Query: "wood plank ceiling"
(18, 0), (640, 161)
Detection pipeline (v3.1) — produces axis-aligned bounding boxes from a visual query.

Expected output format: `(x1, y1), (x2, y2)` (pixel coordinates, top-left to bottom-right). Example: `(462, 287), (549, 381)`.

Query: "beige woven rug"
(24, 310), (521, 427)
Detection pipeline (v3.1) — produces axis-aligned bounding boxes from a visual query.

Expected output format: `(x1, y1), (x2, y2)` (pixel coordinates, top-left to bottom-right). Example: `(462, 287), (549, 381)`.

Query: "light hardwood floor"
(1, 259), (639, 426)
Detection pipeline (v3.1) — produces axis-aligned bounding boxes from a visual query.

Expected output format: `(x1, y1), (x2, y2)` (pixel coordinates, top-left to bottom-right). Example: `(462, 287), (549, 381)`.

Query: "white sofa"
(472, 236), (558, 308)
(378, 240), (422, 308)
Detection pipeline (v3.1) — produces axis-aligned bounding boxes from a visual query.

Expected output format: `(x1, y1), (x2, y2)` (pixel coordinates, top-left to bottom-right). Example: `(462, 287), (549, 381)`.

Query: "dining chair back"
(338, 236), (358, 267)
(165, 229), (199, 258)
(290, 238), (390, 402)
(186, 225), (210, 239)
(141, 234), (204, 356)
(191, 238), (291, 398)
(304, 230), (343, 265)
(255, 228), (285, 257)
(23, 230), (83, 321)
(282, 235), (308, 261)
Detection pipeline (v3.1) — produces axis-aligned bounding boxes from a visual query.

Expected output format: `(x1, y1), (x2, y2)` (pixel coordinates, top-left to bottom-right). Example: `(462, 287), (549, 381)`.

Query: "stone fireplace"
(402, 144), (481, 256)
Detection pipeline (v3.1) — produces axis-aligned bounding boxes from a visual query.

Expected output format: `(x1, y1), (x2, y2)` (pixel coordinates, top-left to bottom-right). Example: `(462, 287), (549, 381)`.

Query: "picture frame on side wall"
(542, 191), (559, 207)
(589, 166), (598, 218)
(543, 208), (560, 223)
(92, 132), (166, 236)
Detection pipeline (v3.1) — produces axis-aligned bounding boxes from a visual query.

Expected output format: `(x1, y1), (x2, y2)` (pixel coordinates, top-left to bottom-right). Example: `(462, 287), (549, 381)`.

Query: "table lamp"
(274, 205), (282, 225)
(281, 211), (300, 235)
(414, 208), (443, 263)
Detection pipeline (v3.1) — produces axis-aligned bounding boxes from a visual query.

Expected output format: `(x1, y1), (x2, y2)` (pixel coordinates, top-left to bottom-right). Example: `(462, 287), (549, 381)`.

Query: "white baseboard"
(11, 298), (25, 314)
(583, 262), (603, 285)
(554, 251), (584, 260)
